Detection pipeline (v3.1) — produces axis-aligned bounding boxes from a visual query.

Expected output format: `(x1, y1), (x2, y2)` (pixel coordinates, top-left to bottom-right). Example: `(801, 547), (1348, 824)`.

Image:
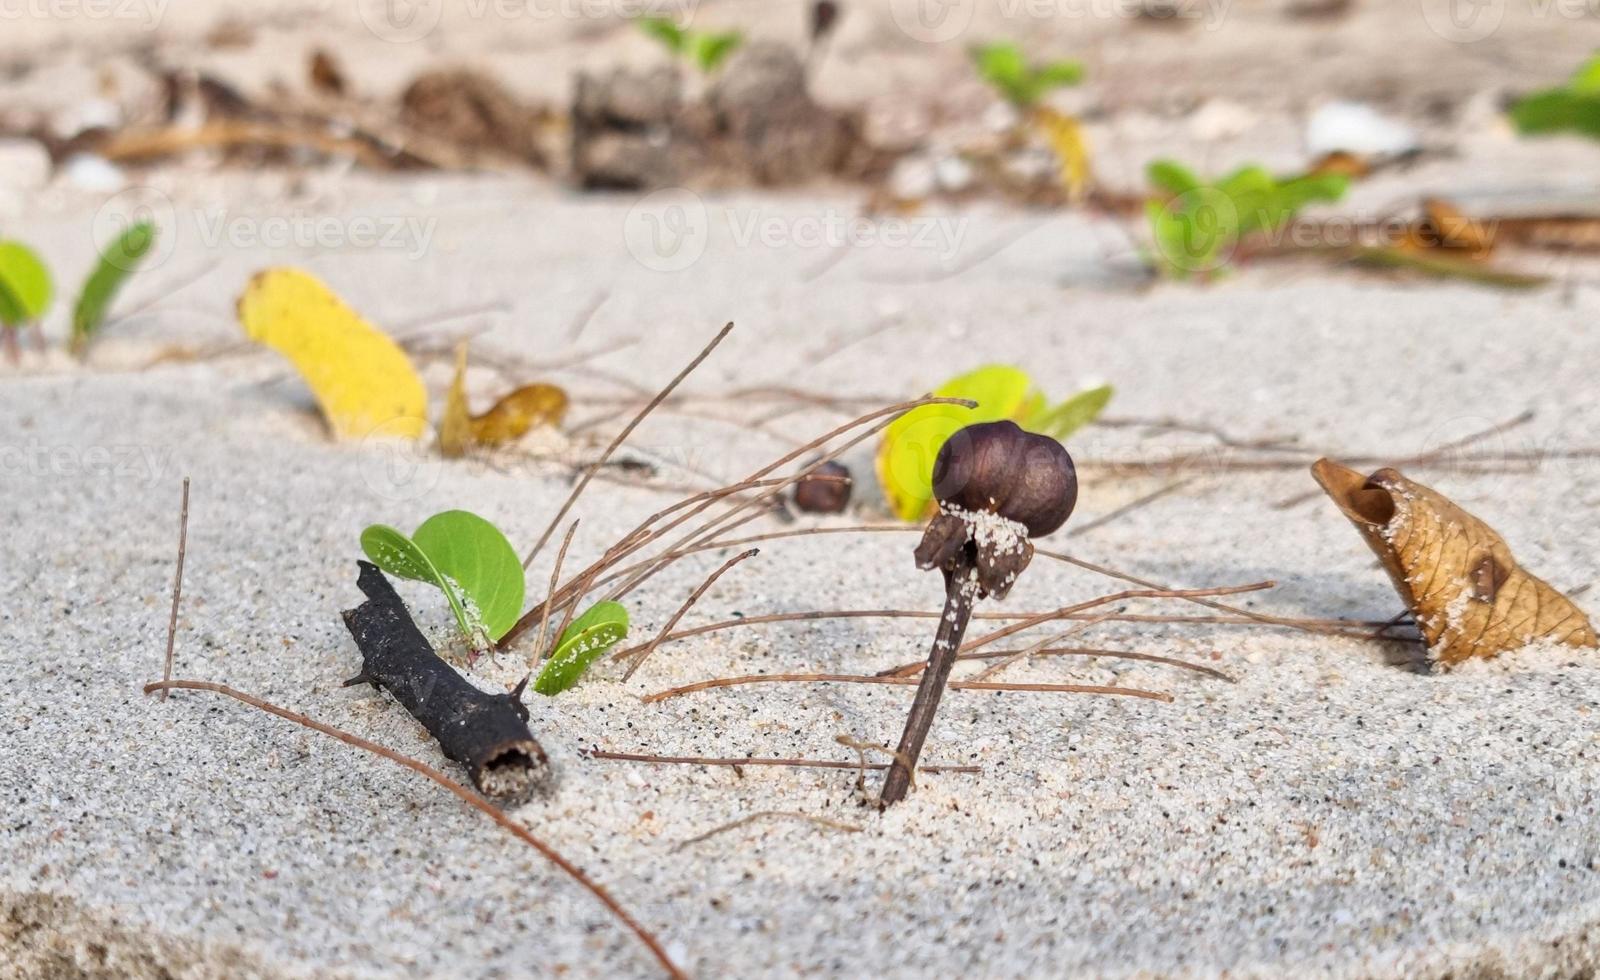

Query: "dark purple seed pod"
(930, 420), (1077, 537)
(793, 459), (853, 514)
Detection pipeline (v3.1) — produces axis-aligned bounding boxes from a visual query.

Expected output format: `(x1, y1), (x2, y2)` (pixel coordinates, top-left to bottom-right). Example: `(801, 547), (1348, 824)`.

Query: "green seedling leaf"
(970, 41), (1082, 108)
(693, 31), (742, 72)
(360, 510), (526, 646)
(1026, 384), (1113, 440)
(1509, 54), (1600, 139)
(638, 16), (687, 52)
(0, 242), (53, 327)
(71, 220), (155, 354)
(1146, 160), (1347, 279)
(532, 601), (631, 695)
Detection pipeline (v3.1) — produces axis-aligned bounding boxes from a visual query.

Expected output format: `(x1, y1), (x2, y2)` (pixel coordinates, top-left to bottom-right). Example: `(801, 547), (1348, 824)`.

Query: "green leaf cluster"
(1145, 161), (1348, 279)
(970, 42), (1083, 109)
(638, 17), (743, 73)
(1508, 53), (1600, 139)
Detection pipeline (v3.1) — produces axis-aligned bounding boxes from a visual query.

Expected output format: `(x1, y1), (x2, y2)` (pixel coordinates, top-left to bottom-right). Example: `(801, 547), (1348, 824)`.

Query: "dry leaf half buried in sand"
(1311, 458), (1596, 667)
(438, 343), (568, 457)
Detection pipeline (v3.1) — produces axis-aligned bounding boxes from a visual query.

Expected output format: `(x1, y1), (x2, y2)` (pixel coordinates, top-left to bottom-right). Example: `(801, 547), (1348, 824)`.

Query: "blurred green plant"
(1145, 161), (1348, 279)
(0, 241), (52, 361)
(877, 364), (1111, 523)
(638, 17), (743, 73)
(1509, 53), (1600, 139)
(71, 220), (156, 356)
(969, 42), (1083, 109)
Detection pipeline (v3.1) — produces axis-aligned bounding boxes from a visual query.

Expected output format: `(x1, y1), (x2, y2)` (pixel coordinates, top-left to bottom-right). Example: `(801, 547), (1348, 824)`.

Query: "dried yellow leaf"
(1033, 106), (1092, 204)
(237, 268), (427, 441)
(1311, 458), (1596, 667)
(438, 342), (567, 458)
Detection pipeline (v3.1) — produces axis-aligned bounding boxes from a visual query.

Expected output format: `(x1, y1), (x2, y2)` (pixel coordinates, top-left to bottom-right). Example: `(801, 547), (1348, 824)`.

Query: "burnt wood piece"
(341, 561), (549, 805)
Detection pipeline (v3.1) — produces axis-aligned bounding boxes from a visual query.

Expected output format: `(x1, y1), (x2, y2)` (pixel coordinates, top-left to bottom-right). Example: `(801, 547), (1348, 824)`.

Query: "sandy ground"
(5, 168), (1600, 978)
(7, 3), (1600, 978)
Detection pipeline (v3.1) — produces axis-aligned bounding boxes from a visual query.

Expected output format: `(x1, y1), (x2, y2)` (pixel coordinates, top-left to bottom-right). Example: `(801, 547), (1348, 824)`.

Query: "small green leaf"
(1035, 60), (1084, 89)
(0, 242), (53, 327)
(1147, 160), (1200, 197)
(1026, 385), (1113, 440)
(1569, 54), (1600, 94)
(71, 221), (155, 354)
(638, 16), (687, 52)
(360, 510), (526, 646)
(411, 510), (525, 642)
(361, 523), (477, 643)
(693, 31), (742, 72)
(971, 42), (1081, 107)
(533, 601), (631, 695)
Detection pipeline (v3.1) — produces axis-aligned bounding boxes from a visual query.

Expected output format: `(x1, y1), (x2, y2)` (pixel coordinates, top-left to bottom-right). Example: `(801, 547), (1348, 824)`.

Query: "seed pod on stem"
(880, 421), (1077, 806)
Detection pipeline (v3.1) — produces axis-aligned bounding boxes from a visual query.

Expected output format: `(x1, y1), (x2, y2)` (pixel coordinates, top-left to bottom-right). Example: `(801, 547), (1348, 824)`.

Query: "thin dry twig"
(587, 749), (981, 773)
(880, 645), (1233, 681)
(160, 478), (192, 701)
(675, 810), (862, 849)
(533, 521), (580, 663)
(144, 680), (683, 979)
(1072, 479), (1194, 537)
(621, 549), (760, 682)
(970, 611), (1118, 682)
(640, 673), (1173, 704)
(523, 321), (734, 568)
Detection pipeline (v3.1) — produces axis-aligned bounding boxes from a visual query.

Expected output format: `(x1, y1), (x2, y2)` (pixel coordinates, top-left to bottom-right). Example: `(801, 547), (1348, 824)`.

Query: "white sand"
(7, 3), (1600, 975)
(4, 168), (1600, 978)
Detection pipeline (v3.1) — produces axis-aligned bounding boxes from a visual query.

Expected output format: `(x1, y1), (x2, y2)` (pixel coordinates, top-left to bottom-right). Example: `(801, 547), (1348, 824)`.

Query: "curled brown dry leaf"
(1311, 458), (1597, 667)
(440, 342), (569, 458)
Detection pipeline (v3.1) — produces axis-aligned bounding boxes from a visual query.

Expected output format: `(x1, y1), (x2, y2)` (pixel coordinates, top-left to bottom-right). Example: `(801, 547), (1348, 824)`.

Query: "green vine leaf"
(360, 510), (525, 646)
(0, 242), (53, 327)
(1025, 384), (1114, 440)
(970, 41), (1082, 108)
(71, 221), (155, 354)
(533, 601), (631, 695)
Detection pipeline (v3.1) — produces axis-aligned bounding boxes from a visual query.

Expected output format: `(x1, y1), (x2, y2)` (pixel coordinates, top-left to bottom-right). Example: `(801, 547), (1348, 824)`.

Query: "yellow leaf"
(438, 341), (568, 458)
(1033, 107), (1092, 203)
(438, 342), (473, 458)
(1312, 458), (1596, 667)
(876, 365), (1037, 523)
(237, 268), (427, 441)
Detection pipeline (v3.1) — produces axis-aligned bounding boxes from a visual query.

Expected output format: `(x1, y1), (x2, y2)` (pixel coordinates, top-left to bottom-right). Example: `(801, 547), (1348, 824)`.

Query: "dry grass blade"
(640, 672), (1173, 704)
(160, 477), (191, 701)
(969, 611), (1118, 682)
(880, 645), (1233, 681)
(955, 583), (1274, 656)
(621, 549), (760, 682)
(144, 679), (683, 979)
(676, 811), (862, 849)
(522, 321), (733, 569)
(587, 749), (981, 773)
(1072, 479), (1194, 537)
(598, 396), (977, 607)
(532, 520), (580, 663)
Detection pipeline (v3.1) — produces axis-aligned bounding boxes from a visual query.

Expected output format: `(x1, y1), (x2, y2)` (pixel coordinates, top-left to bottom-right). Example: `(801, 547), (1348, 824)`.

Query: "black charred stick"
(341, 561), (550, 806)
(880, 549), (977, 805)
